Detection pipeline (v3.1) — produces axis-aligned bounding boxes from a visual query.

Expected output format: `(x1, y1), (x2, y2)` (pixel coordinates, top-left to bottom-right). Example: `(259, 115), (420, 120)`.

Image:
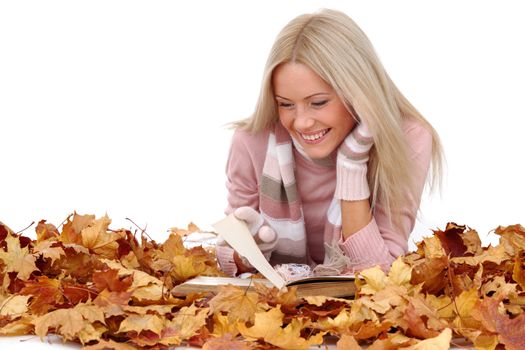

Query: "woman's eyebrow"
(274, 92), (331, 100)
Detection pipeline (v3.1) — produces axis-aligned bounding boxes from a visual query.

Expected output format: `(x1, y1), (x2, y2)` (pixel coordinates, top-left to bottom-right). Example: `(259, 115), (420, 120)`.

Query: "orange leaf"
(209, 285), (260, 323)
(0, 235), (39, 281)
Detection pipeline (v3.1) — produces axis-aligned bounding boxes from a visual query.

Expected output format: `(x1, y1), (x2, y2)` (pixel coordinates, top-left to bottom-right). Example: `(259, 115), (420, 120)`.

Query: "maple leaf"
(93, 268), (133, 292)
(403, 327), (452, 350)
(209, 285), (261, 323)
(473, 297), (525, 350)
(0, 235), (39, 280)
(59, 212), (95, 245)
(403, 296), (447, 339)
(202, 333), (253, 350)
(81, 214), (120, 259)
(435, 223), (469, 258)
(212, 313), (239, 337)
(0, 295), (30, 316)
(494, 224), (525, 256)
(33, 308), (85, 341)
(451, 288), (483, 332)
(32, 240), (66, 265)
(35, 220), (59, 242)
(118, 313), (165, 335)
(0, 314), (34, 336)
(159, 304), (209, 345)
(512, 251), (525, 290)
(336, 334), (362, 350)
(82, 339), (137, 350)
(238, 306), (326, 349)
(20, 276), (63, 314)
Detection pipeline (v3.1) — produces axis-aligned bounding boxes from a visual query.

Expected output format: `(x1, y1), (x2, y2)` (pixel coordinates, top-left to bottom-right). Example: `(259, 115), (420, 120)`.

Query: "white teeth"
(300, 129), (329, 141)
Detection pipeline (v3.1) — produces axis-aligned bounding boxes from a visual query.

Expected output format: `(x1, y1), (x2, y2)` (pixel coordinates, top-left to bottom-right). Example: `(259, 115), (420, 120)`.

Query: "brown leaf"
(203, 333), (253, 350)
(512, 251), (525, 290)
(20, 276), (63, 314)
(336, 334), (362, 350)
(0, 235), (39, 280)
(494, 224), (525, 256)
(59, 212), (95, 245)
(81, 215), (120, 259)
(209, 285), (260, 323)
(33, 308), (85, 341)
(32, 240), (66, 265)
(35, 220), (59, 242)
(435, 223), (469, 257)
(474, 297), (525, 350)
(82, 339), (137, 350)
(92, 269), (133, 292)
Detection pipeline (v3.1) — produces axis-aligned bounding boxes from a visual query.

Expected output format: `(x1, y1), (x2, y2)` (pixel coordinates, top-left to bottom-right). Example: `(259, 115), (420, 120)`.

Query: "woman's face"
(273, 62), (356, 159)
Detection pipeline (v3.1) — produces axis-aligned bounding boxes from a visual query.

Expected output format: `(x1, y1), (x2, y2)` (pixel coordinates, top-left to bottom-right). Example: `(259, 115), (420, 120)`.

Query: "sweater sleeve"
(338, 121), (434, 272)
(216, 129), (266, 276)
(223, 130), (265, 214)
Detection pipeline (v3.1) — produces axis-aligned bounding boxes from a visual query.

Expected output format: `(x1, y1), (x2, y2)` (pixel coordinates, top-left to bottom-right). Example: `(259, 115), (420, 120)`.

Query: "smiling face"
(272, 62), (356, 159)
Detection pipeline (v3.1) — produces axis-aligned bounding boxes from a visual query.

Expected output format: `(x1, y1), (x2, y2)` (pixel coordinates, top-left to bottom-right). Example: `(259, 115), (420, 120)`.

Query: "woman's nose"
(293, 111), (315, 130)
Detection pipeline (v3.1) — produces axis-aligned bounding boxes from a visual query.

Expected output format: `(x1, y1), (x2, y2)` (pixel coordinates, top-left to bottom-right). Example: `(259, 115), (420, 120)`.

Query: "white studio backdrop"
(0, 1), (524, 349)
(1, 0), (525, 254)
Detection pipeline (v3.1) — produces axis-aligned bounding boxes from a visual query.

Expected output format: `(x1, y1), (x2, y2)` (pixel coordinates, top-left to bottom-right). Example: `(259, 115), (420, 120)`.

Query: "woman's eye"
(312, 100), (328, 107)
(278, 102), (294, 108)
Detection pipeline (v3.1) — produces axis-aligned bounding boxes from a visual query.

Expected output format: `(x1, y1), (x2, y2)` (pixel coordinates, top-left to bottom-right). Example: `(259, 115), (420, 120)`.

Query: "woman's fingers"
(233, 206), (264, 235)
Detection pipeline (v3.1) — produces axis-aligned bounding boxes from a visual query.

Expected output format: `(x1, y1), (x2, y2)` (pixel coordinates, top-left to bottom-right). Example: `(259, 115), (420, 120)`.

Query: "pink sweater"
(223, 119), (432, 271)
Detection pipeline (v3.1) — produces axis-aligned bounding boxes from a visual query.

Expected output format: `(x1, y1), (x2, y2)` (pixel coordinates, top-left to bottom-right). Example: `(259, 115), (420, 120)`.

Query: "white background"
(1, 0), (524, 348)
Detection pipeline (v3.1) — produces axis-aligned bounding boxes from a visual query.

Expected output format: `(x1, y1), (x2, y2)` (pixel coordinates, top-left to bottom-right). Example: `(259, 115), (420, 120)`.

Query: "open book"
(171, 274), (357, 298)
(171, 214), (357, 298)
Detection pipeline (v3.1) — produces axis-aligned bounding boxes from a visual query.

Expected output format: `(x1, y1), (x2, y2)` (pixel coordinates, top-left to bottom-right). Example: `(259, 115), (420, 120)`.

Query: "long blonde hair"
(236, 8), (443, 224)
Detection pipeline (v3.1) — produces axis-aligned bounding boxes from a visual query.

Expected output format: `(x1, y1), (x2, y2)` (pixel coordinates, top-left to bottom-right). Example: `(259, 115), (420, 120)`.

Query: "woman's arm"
(338, 121), (433, 271)
(341, 199), (372, 239)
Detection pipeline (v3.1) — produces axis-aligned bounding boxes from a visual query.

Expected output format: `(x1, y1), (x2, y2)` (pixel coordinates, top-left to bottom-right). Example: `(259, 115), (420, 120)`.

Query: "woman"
(216, 8), (443, 277)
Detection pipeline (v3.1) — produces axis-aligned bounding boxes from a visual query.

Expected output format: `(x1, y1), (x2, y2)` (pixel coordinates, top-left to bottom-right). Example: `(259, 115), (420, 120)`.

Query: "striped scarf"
(260, 122), (349, 274)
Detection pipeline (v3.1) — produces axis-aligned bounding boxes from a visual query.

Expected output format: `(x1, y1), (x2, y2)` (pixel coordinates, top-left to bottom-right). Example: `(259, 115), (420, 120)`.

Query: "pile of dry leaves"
(1, 214), (524, 349)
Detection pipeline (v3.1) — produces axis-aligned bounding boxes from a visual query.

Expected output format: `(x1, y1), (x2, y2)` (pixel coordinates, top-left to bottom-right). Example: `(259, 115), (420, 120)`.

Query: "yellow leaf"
(238, 306), (325, 349)
(160, 304), (209, 345)
(336, 334), (362, 350)
(33, 308), (85, 341)
(32, 240), (66, 264)
(0, 235), (39, 280)
(209, 285), (260, 323)
(78, 322), (107, 345)
(0, 295), (31, 316)
(212, 313), (239, 337)
(452, 288), (481, 330)
(118, 314), (165, 335)
(387, 257), (413, 287)
(81, 214), (119, 258)
(403, 328), (452, 350)
(358, 266), (387, 295)
(0, 315), (34, 335)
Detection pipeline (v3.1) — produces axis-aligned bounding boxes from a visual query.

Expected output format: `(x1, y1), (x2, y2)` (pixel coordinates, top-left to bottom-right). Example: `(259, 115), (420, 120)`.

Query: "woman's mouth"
(299, 128), (331, 144)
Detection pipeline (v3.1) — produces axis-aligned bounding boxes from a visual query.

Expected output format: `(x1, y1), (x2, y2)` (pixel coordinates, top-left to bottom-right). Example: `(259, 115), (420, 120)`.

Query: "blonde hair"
(236, 8), (443, 225)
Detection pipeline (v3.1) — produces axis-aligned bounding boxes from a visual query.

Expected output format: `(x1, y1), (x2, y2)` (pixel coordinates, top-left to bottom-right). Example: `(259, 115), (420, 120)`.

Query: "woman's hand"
(216, 207), (278, 274)
(335, 122), (374, 201)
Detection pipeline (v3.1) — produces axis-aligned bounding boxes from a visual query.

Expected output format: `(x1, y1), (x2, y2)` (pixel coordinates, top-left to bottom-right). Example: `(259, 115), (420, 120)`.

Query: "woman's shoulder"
(402, 118), (433, 153)
(230, 127), (272, 154)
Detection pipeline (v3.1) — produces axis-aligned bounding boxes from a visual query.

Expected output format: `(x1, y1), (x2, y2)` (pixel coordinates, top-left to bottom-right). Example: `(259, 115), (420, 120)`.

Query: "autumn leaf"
(403, 327), (452, 350)
(0, 295), (30, 316)
(209, 285), (260, 323)
(33, 308), (85, 341)
(159, 304), (209, 345)
(0, 235), (39, 280)
(202, 333), (253, 350)
(118, 314), (165, 335)
(473, 297), (525, 350)
(59, 212), (95, 245)
(494, 224), (525, 256)
(81, 214), (120, 259)
(32, 240), (66, 265)
(92, 268), (133, 292)
(20, 276), (63, 314)
(82, 339), (137, 350)
(336, 334), (362, 350)
(238, 306), (326, 349)
(35, 220), (59, 242)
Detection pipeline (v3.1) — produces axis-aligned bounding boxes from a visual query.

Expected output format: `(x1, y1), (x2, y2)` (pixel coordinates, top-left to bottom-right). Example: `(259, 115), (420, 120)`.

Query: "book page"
(212, 214), (286, 289)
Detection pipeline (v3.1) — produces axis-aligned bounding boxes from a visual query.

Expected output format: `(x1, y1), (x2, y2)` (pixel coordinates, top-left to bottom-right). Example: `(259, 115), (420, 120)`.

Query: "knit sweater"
(220, 119), (432, 273)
